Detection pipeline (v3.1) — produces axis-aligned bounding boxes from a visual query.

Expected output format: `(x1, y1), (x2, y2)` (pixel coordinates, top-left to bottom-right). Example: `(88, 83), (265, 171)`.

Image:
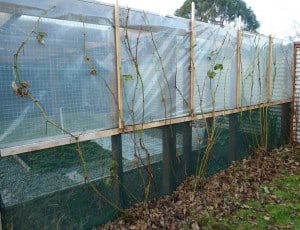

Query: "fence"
(292, 42), (300, 142)
(0, 0), (294, 229)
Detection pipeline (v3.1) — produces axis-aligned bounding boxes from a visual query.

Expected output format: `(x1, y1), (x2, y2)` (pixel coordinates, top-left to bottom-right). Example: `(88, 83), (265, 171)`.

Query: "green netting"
(0, 104), (291, 229)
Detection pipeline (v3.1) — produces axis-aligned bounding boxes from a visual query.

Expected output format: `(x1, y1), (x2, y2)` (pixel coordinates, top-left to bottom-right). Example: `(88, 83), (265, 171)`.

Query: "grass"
(200, 172), (300, 229)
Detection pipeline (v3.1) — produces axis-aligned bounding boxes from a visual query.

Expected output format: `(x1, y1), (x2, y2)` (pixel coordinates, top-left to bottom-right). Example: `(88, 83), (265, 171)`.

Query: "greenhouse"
(0, 0), (297, 229)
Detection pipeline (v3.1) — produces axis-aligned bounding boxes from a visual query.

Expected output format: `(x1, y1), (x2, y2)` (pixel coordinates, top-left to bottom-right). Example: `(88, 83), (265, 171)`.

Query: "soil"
(98, 145), (300, 229)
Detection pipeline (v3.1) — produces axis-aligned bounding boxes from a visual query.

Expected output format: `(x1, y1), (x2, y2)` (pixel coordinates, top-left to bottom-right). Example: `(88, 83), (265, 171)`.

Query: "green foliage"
(207, 64), (223, 79)
(207, 70), (216, 79)
(175, 0), (260, 32)
(122, 74), (133, 81)
(213, 63), (223, 71)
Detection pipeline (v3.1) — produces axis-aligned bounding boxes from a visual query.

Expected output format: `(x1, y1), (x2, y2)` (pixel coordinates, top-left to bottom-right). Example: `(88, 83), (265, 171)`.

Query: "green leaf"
(214, 64), (223, 71)
(207, 70), (216, 79)
(122, 74), (133, 81)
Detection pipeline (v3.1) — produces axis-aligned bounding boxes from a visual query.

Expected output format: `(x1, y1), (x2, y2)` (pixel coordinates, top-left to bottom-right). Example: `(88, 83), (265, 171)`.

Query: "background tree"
(175, 0), (260, 32)
(288, 20), (300, 41)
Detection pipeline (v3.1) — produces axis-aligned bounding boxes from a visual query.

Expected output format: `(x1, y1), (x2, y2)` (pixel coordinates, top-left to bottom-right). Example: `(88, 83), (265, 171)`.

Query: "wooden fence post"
(182, 122), (192, 176)
(190, 2), (195, 115)
(162, 125), (176, 195)
(236, 30), (242, 108)
(281, 103), (291, 145)
(267, 35), (273, 102)
(111, 134), (124, 208)
(114, 0), (123, 130)
(228, 114), (238, 163)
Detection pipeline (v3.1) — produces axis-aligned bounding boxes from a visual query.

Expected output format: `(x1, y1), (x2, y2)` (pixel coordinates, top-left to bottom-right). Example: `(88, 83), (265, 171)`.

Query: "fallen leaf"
(191, 222), (200, 230)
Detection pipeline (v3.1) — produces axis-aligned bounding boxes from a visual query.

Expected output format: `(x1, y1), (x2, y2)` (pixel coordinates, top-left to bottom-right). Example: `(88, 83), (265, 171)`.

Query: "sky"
(99, 0), (300, 40)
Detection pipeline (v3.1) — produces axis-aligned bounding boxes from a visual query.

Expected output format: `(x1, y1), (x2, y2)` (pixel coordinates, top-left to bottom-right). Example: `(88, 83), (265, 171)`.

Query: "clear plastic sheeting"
(240, 33), (269, 106)
(0, 0), (294, 152)
(119, 9), (190, 124)
(194, 22), (237, 114)
(271, 39), (293, 101)
(0, 0), (117, 148)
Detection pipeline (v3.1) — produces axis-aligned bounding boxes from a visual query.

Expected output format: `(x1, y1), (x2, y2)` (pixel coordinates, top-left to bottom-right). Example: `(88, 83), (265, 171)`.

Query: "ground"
(98, 145), (300, 229)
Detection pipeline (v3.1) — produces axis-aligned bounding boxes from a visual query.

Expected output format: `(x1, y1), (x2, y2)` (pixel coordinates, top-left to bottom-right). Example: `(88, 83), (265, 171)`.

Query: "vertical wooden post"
(281, 103), (291, 145)
(267, 35), (273, 102)
(0, 207), (2, 230)
(228, 114), (238, 163)
(162, 125), (176, 195)
(111, 134), (124, 208)
(0, 192), (3, 230)
(190, 2), (195, 116)
(236, 30), (242, 108)
(182, 122), (192, 176)
(114, 0), (123, 129)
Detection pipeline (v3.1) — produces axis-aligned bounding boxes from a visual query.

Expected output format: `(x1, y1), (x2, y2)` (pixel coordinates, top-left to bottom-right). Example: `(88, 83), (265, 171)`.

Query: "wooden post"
(190, 2), (195, 115)
(111, 134), (124, 208)
(267, 35), (273, 102)
(0, 194), (3, 230)
(162, 125), (176, 195)
(236, 30), (242, 108)
(261, 106), (269, 151)
(0, 209), (2, 230)
(228, 114), (238, 163)
(114, 0), (123, 130)
(281, 103), (291, 145)
(182, 122), (192, 176)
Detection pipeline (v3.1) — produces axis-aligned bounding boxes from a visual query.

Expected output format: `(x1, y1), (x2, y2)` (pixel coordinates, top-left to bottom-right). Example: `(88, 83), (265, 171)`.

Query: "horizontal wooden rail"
(0, 98), (291, 157)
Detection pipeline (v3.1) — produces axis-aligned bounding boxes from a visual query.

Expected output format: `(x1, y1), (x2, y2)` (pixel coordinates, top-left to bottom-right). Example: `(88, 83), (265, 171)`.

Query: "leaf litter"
(99, 145), (300, 229)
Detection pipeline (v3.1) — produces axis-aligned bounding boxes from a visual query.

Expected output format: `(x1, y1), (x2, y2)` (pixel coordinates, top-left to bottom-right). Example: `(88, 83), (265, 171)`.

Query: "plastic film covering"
(119, 9), (191, 124)
(271, 39), (293, 101)
(240, 32), (269, 106)
(194, 22), (237, 114)
(0, 0), (117, 148)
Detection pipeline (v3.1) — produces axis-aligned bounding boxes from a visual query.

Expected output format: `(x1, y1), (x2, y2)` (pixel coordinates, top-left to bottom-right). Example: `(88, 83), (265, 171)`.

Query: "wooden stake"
(267, 35), (273, 102)
(114, 0), (123, 130)
(162, 125), (176, 195)
(111, 134), (124, 208)
(190, 2), (195, 115)
(236, 30), (242, 108)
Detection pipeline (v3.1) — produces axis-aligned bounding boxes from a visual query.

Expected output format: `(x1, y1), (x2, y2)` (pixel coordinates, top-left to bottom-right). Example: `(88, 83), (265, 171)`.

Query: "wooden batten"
(0, 128), (120, 157)
(189, 2), (195, 115)
(0, 99), (291, 157)
(236, 30), (242, 108)
(267, 35), (273, 102)
(114, 0), (124, 130)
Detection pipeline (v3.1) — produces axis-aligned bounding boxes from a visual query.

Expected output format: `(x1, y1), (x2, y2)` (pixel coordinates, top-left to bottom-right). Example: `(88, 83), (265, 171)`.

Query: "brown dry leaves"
(99, 145), (300, 230)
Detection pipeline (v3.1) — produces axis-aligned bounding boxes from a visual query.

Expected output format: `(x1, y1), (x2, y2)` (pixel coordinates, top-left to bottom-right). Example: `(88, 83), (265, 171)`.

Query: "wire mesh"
(0, 1), (117, 148)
